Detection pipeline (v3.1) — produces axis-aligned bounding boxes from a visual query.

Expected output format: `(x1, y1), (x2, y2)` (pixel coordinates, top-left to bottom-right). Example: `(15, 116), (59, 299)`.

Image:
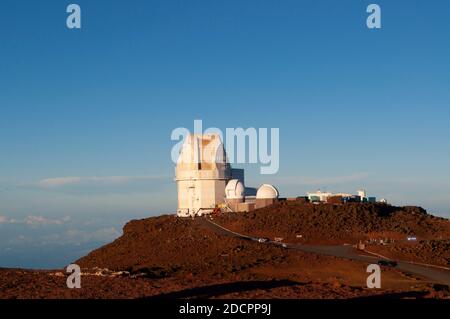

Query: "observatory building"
(175, 133), (279, 217)
(175, 134), (231, 217)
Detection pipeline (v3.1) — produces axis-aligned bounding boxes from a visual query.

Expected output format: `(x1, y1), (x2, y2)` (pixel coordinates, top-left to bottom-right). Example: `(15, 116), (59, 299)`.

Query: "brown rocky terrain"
(367, 240), (450, 267)
(1, 202), (449, 299)
(213, 202), (450, 244)
(1, 267), (448, 299)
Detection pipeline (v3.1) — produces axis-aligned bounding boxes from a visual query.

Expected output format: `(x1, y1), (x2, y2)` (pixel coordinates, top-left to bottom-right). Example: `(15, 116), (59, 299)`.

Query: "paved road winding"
(199, 217), (450, 286)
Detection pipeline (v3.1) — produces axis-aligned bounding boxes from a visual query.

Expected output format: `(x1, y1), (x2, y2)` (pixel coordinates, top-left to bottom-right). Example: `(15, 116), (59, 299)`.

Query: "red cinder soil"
(366, 240), (450, 267)
(213, 202), (450, 245)
(1, 267), (447, 299)
(1, 203), (449, 299)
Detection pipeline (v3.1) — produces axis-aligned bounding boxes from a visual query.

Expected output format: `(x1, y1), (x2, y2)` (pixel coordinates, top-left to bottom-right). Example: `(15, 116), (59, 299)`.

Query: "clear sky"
(0, 1), (449, 267)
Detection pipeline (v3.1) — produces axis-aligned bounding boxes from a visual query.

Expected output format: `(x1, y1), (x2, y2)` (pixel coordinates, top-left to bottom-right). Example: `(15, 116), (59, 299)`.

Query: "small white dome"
(225, 179), (245, 199)
(256, 184), (279, 199)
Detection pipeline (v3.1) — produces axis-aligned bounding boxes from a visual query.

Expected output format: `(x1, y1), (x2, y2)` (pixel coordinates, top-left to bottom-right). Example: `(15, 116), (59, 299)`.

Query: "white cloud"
(37, 177), (82, 188)
(32, 175), (168, 189)
(0, 215), (71, 226)
(4, 227), (122, 247)
(0, 215), (19, 224)
(25, 215), (64, 226)
(65, 227), (121, 243)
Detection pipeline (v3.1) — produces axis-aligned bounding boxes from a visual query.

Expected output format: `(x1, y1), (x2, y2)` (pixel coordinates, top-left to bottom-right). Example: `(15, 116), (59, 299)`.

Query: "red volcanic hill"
(77, 202), (450, 273)
(1, 202), (449, 299)
(76, 214), (293, 277)
(214, 202), (450, 243)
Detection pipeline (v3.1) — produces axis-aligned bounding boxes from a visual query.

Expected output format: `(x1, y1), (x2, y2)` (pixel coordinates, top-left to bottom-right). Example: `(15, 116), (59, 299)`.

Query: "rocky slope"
(1, 202), (449, 299)
(213, 202), (450, 244)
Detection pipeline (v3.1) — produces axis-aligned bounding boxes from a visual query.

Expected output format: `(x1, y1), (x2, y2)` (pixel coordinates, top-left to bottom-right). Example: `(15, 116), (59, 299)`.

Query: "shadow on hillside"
(145, 279), (301, 299)
(353, 290), (429, 299)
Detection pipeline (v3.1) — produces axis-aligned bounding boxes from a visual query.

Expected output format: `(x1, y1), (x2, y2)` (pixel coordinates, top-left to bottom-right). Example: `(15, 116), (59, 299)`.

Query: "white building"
(175, 134), (231, 217)
(358, 190), (366, 199)
(307, 190), (333, 202)
(175, 133), (279, 217)
(307, 189), (378, 203)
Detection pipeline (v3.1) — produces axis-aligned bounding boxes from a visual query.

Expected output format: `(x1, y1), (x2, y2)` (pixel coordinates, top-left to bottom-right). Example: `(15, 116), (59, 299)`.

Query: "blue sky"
(0, 1), (449, 267)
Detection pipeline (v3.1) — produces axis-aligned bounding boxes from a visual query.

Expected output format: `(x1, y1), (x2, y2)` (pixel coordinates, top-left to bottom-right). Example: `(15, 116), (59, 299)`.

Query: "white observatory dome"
(256, 184), (279, 199)
(225, 179), (245, 199)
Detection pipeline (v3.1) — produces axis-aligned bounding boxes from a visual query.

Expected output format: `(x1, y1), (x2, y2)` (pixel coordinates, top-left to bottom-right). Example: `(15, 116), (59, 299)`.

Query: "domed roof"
(256, 184), (279, 199)
(225, 179), (245, 199)
(176, 134), (229, 170)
